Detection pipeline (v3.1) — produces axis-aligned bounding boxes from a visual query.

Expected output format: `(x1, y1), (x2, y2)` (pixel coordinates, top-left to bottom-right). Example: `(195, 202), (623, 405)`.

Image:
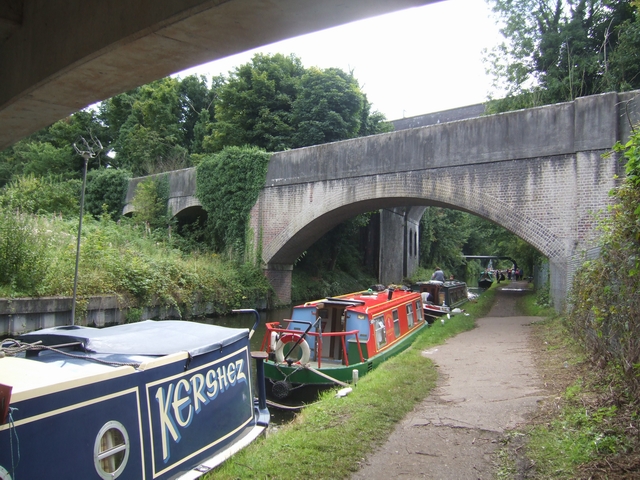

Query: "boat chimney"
(387, 288), (394, 301)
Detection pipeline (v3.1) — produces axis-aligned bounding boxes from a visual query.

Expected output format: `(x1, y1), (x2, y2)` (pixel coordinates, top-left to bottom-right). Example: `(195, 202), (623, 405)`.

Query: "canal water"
(197, 306), (308, 424)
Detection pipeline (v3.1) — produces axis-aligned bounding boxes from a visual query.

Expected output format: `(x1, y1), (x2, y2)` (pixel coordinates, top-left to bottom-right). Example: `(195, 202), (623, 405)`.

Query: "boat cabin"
(263, 288), (424, 369)
(411, 280), (468, 309)
(0, 320), (269, 480)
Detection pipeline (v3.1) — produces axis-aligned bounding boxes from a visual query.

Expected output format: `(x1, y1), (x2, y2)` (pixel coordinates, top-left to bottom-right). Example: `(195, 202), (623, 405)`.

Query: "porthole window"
(94, 420), (130, 479)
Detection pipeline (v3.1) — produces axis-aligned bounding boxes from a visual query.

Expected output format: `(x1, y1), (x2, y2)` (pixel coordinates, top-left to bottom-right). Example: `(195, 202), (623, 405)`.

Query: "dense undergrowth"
(498, 293), (640, 479)
(0, 209), (271, 320)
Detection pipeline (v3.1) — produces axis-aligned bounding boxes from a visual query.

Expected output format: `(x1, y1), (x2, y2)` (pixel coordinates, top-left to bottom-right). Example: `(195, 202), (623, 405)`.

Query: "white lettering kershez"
(155, 357), (247, 462)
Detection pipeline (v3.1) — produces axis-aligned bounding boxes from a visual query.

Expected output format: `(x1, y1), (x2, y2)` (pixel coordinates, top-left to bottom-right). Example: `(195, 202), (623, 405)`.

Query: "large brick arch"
(254, 164), (570, 268)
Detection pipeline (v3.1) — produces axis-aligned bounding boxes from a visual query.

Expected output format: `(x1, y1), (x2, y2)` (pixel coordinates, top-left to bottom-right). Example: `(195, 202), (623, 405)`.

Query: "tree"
(207, 53), (391, 153)
(102, 78), (187, 176)
(0, 110), (106, 186)
(420, 207), (469, 276)
(177, 74), (223, 154)
(85, 168), (132, 219)
(131, 176), (170, 233)
(210, 53), (305, 152)
(291, 67), (364, 147)
(486, 0), (638, 112)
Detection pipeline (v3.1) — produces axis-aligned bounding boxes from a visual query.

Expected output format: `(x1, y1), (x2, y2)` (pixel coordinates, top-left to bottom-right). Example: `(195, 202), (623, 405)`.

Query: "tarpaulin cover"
(17, 320), (248, 358)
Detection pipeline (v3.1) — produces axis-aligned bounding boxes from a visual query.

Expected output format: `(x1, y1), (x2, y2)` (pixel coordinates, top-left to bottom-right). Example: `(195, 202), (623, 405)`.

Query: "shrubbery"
(0, 209), (271, 314)
(568, 126), (640, 394)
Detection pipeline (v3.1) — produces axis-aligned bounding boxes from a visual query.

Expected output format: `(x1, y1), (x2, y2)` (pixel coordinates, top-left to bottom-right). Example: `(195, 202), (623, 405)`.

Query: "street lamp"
(71, 135), (102, 325)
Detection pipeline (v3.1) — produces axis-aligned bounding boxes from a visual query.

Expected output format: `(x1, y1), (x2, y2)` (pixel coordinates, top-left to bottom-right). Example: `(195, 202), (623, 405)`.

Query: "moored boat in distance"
(0, 316), (269, 480)
(410, 280), (469, 323)
(478, 270), (494, 289)
(260, 287), (427, 399)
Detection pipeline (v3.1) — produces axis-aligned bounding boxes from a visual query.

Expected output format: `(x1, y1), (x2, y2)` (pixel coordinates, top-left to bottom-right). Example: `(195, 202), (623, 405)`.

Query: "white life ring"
(275, 334), (311, 364)
(270, 331), (279, 352)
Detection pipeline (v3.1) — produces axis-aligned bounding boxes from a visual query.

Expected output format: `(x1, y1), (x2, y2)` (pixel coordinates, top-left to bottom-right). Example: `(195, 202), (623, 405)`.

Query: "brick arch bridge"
(124, 91), (640, 309)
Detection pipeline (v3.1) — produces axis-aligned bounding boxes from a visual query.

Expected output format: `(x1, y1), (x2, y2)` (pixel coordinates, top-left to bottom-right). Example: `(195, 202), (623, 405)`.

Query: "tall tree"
(486, 0), (638, 112)
(0, 110), (105, 186)
(105, 78), (187, 176)
(291, 67), (364, 147)
(210, 53), (305, 152)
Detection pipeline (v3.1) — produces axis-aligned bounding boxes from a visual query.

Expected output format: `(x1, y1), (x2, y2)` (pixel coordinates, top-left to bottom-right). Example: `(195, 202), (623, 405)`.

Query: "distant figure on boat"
(431, 267), (445, 282)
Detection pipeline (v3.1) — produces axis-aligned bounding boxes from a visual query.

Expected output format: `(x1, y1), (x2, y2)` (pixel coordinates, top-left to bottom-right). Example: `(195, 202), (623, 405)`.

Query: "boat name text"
(154, 357), (247, 462)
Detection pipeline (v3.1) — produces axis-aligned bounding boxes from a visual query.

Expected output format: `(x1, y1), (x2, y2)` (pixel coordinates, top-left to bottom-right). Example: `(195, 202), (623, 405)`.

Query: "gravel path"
(352, 282), (545, 479)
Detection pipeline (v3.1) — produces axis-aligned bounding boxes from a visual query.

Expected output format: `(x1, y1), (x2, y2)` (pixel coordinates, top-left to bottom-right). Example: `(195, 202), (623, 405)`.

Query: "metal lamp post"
(71, 136), (102, 325)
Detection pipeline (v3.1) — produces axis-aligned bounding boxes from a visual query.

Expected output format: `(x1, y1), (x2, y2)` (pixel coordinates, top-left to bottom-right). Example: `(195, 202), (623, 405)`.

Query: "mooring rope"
(8, 406), (20, 480)
(1, 339), (141, 369)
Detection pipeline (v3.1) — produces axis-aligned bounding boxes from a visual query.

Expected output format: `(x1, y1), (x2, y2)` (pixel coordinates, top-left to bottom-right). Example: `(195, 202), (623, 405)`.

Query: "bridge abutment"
(264, 263), (293, 306)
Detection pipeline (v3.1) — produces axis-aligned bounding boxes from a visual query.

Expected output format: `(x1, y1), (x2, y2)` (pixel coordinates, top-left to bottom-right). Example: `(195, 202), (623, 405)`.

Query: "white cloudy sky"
(174, 0), (505, 121)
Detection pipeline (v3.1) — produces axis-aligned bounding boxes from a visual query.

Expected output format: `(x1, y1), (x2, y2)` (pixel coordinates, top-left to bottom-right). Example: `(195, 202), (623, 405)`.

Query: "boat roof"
(300, 289), (420, 314)
(3, 320), (250, 403)
(16, 320), (248, 358)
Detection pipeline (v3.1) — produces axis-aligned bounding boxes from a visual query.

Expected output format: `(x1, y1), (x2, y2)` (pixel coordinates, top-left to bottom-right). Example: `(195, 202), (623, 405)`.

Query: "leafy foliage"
(207, 53), (390, 152)
(418, 207), (544, 281)
(131, 175), (170, 232)
(85, 168), (131, 219)
(291, 67), (364, 147)
(567, 125), (640, 394)
(0, 110), (106, 187)
(196, 146), (271, 252)
(210, 53), (305, 152)
(0, 174), (81, 216)
(486, 0), (639, 113)
(0, 208), (52, 294)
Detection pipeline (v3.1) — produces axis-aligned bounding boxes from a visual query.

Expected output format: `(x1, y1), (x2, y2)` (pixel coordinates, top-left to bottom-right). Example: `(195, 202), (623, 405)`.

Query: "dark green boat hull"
(264, 322), (428, 387)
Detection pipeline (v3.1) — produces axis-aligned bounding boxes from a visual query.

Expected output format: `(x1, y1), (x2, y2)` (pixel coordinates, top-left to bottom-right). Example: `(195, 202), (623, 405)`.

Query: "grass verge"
(497, 291), (640, 479)
(208, 289), (498, 479)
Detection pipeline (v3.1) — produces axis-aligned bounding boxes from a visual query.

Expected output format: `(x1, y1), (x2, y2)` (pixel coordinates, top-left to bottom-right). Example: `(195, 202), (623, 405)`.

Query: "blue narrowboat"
(0, 318), (269, 480)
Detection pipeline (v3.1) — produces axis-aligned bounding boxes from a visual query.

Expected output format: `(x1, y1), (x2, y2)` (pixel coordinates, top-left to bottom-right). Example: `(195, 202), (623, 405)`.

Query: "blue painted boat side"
(0, 327), (267, 480)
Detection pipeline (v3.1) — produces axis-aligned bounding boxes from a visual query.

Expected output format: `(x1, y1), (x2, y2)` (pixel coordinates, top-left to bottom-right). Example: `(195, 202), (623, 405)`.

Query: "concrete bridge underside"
(0, 0), (432, 151)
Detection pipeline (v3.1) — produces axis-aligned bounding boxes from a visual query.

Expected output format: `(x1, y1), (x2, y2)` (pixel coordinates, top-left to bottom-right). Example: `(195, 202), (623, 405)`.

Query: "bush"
(567, 127), (640, 394)
(85, 168), (131, 219)
(196, 146), (271, 253)
(0, 174), (81, 216)
(0, 209), (51, 294)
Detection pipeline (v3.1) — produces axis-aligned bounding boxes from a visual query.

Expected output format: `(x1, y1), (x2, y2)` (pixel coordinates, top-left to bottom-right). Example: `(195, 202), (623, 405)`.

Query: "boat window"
(393, 310), (400, 337)
(415, 301), (423, 322)
(374, 315), (386, 348)
(94, 421), (130, 479)
(406, 303), (414, 328)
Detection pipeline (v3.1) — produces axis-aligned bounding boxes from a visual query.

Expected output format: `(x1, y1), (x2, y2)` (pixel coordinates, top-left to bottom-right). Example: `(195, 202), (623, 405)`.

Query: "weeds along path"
(352, 282), (545, 479)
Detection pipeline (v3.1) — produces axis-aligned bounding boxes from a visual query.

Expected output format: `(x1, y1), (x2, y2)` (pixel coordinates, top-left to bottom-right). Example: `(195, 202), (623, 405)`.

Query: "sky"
(173, 0), (505, 121)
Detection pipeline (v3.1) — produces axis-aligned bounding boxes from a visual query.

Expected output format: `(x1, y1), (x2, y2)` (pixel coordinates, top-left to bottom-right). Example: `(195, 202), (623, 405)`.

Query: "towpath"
(352, 281), (545, 479)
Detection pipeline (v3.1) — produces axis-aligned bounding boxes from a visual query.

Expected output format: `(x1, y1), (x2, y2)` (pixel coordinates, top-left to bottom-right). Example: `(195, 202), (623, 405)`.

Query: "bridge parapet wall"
(124, 167), (198, 217)
(264, 92), (625, 187)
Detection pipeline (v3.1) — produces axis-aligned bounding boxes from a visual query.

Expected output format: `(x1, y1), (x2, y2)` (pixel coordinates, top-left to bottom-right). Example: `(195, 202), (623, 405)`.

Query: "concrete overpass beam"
(0, 0), (432, 150)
